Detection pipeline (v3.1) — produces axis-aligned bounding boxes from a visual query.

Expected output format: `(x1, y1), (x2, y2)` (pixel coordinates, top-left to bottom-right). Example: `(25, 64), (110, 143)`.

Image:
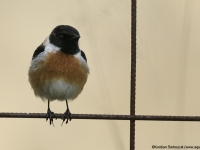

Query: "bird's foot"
(46, 108), (55, 126)
(61, 109), (72, 126)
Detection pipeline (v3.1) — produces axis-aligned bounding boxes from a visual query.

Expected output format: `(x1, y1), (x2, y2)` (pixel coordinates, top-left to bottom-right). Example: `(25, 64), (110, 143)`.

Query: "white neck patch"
(74, 51), (89, 73)
(43, 36), (60, 54)
(30, 36), (61, 69)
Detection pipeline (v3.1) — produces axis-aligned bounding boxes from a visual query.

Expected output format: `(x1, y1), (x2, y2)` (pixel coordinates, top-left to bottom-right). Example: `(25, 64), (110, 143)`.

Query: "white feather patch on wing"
(30, 36), (60, 70)
(74, 51), (89, 72)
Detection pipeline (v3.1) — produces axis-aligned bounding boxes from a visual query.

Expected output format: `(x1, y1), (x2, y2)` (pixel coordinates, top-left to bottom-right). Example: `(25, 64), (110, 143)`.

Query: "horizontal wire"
(0, 112), (200, 121)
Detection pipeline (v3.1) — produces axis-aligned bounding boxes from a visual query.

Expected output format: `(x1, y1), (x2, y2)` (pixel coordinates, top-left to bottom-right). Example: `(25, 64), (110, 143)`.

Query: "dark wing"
(32, 44), (45, 60)
(81, 50), (87, 62)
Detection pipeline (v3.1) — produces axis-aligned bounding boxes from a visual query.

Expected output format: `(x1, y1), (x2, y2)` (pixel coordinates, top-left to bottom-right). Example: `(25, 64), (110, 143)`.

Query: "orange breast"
(29, 51), (89, 97)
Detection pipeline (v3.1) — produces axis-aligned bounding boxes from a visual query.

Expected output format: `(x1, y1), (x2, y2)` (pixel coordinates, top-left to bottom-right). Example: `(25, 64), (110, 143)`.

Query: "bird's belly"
(42, 79), (82, 101)
(29, 68), (87, 101)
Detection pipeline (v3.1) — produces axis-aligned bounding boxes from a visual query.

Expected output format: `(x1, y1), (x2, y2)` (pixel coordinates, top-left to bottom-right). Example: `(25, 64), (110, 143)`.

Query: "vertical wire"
(130, 0), (136, 150)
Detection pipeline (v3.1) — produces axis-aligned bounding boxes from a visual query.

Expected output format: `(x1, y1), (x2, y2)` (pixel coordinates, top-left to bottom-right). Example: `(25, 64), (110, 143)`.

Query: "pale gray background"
(0, 0), (200, 149)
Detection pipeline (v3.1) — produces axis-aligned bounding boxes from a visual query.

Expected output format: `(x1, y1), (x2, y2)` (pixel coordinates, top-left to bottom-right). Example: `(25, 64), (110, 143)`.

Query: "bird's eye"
(58, 34), (65, 39)
(58, 34), (64, 39)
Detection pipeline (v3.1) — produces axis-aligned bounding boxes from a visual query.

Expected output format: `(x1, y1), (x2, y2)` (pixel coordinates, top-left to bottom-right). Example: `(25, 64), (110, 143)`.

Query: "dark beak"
(70, 35), (80, 41)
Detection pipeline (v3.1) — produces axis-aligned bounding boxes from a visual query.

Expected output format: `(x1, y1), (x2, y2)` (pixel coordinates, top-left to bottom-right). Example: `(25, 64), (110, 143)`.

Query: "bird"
(28, 25), (89, 125)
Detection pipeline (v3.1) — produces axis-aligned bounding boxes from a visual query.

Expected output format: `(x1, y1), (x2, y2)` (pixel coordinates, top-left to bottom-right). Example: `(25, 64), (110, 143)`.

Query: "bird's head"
(49, 25), (80, 54)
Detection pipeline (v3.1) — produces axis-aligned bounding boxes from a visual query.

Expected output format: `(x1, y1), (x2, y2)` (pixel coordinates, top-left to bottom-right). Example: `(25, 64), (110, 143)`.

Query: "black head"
(49, 25), (80, 55)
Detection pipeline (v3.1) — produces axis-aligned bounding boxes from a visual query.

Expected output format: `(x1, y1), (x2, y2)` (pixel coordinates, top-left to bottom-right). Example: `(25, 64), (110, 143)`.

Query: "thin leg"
(61, 100), (72, 126)
(46, 100), (55, 126)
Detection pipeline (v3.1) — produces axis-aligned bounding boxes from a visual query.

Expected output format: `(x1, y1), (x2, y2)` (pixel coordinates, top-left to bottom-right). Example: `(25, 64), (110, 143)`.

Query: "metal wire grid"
(1, 0), (200, 149)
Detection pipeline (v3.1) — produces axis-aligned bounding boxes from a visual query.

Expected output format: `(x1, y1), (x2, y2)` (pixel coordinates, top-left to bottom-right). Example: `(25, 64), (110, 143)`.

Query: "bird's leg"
(46, 100), (55, 126)
(61, 100), (72, 125)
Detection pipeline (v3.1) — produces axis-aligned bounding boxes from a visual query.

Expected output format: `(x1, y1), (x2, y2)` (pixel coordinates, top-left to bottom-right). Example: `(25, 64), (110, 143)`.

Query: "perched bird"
(28, 25), (89, 125)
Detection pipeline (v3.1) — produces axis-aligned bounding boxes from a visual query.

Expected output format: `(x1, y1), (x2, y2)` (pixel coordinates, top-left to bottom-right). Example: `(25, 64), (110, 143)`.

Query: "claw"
(46, 108), (55, 126)
(61, 100), (72, 126)
(61, 109), (72, 126)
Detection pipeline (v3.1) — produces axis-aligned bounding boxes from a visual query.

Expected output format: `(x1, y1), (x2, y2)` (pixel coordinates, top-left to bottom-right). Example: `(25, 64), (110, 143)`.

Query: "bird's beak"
(70, 35), (80, 41)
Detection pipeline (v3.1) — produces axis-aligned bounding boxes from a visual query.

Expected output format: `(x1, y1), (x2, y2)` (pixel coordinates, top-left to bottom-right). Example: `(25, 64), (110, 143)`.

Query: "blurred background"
(0, 0), (200, 149)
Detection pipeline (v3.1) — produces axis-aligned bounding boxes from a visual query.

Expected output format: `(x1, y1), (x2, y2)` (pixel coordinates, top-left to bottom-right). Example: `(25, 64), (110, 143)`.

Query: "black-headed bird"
(28, 25), (89, 125)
